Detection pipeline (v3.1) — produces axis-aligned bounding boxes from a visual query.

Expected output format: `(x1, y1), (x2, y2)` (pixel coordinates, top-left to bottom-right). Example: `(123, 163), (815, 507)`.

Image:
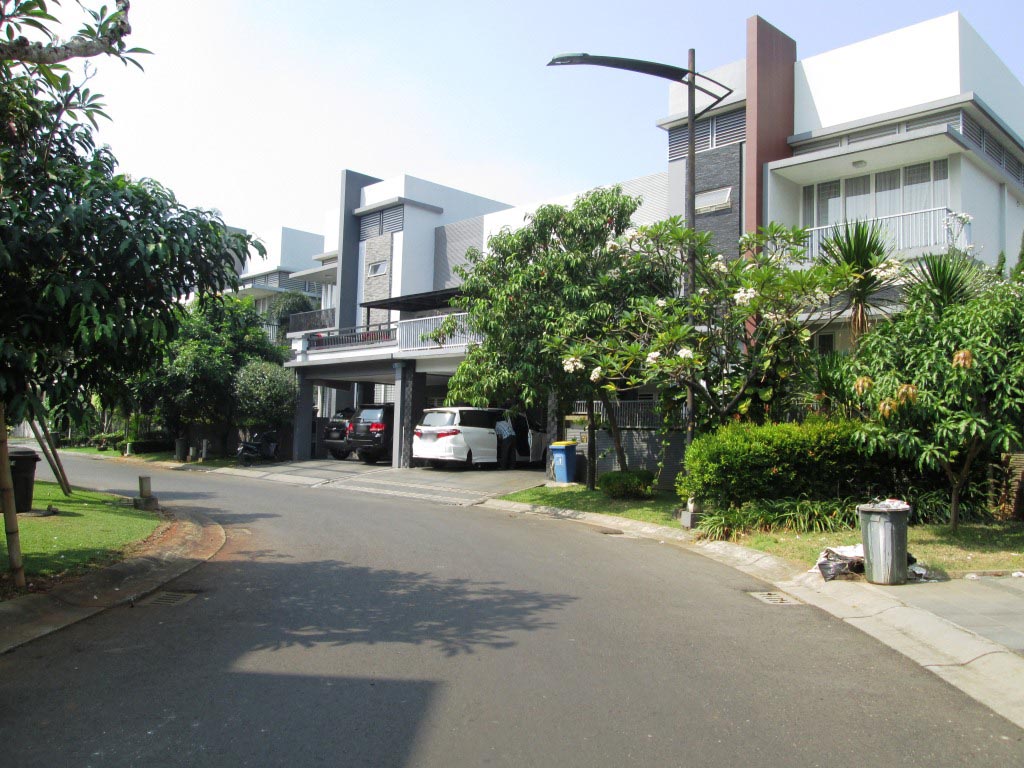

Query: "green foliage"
(233, 359), (297, 430)
(904, 250), (990, 316)
(142, 297), (286, 433)
(269, 291), (316, 335)
(597, 469), (655, 500)
(445, 186), (665, 410)
(0, 1), (262, 424)
(852, 275), (1024, 528)
(695, 497), (860, 541)
(817, 220), (900, 339)
(678, 419), (882, 507)
(567, 222), (849, 430)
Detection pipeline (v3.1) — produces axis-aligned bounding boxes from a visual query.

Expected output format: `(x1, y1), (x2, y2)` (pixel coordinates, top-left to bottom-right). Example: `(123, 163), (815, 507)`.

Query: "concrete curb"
(480, 498), (1024, 730)
(0, 506), (225, 655)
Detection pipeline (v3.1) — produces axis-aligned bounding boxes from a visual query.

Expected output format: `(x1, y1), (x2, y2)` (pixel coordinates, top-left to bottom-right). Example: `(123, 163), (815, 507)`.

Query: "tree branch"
(0, 1), (131, 65)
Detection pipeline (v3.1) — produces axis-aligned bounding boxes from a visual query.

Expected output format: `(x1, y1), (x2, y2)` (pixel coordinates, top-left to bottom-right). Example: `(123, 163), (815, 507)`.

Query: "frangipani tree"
(565, 222), (845, 431)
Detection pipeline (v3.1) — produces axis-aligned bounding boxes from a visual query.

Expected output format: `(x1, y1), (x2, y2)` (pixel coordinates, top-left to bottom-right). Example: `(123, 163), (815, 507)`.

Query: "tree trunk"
(39, 418), (71, 494)
(30, 420), (71, 496)
(1, 404), (27, 587)
(585, 398), (596, 491)
(545, 390), (560, 481)
(950, 482), (961, 532)
(597, 389), (628, 471)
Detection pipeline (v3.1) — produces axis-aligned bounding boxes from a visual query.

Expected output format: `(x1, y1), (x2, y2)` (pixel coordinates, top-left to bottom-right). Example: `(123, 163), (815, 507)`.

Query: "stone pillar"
(293, 371), (314, 461)
(393, 361), (427, 468)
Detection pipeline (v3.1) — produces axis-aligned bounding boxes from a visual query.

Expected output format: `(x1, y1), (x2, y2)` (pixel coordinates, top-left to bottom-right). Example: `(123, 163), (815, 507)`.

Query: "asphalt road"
(2, 454), (1023, 767)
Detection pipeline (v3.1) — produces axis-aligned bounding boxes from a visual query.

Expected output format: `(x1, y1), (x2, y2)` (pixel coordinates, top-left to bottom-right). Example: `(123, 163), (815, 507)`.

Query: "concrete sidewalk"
(482, 498), (1024, 731)
(0, 507), (224, 655)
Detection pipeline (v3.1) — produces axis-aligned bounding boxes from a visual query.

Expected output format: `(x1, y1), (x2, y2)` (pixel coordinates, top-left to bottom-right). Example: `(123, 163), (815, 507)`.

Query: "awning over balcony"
(768, 129), (967, 185)
(361, 287), (460, 313)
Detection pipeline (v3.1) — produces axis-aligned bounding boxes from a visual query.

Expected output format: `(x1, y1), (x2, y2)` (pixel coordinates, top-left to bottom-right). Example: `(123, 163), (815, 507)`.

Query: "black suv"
(323, 407), (354, 460)
(347, 404), (394, 464)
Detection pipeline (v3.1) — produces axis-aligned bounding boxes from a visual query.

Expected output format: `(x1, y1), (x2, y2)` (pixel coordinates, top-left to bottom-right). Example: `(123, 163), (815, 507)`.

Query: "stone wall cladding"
(363, 234), (393, 325)
(695, 143), (744, 257)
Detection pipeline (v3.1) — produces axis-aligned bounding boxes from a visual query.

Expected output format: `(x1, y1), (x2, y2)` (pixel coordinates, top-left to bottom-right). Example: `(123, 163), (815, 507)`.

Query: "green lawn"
(741, 522), (1024, 577)
(501, 485), (683, 528)
(1, 481), (162, 593)
(59, 446), (239, 469)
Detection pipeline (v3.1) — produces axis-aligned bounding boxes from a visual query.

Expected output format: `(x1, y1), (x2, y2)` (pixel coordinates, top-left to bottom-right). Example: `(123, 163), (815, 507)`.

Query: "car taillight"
(347, 423), (355, 435)
(414, 428), (422, 437)
(436, 429), (461, 439)
(369, 422), (386, 433)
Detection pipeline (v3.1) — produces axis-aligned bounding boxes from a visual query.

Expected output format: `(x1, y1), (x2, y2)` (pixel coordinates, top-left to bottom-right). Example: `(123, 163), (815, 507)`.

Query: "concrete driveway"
(211, 457), (545, 506)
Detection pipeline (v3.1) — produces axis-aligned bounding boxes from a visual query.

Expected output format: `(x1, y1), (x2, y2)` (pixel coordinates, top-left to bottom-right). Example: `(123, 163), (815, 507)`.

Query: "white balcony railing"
(805, 208), (970, 260)
(398, 313), (481, 352)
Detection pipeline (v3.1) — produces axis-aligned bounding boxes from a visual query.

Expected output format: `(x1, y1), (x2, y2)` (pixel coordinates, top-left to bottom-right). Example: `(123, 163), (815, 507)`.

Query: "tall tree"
(443, 187), (678, 485)
(0, 2), (263, 586)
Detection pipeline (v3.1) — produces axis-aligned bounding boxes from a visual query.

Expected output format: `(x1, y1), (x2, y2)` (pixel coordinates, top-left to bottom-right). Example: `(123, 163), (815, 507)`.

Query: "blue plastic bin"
(550, 441), (578, 483)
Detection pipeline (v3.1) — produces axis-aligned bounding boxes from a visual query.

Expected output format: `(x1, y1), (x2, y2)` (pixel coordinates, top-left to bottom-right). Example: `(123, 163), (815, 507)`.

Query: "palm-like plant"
(818, 221), (898, 341)
(905, 251), (991, 314)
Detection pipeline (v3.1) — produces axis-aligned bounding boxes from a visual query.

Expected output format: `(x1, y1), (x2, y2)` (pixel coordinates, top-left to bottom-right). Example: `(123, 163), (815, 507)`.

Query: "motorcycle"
(237, 431), (279, 466)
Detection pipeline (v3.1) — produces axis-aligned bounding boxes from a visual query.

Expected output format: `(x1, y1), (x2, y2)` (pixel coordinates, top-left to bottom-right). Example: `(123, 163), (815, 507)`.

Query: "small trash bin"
(8, 447), (41, 513)
(858, 500), (911, 585)
(550, 441), (578, 483)
(174, 437), (188, 462)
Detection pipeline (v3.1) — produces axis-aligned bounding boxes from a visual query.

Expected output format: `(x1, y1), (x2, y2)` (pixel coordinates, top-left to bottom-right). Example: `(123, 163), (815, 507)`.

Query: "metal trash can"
(550, 441), (578, 483)
(858, 500), (911, 585)
(8, 447), (41, 513)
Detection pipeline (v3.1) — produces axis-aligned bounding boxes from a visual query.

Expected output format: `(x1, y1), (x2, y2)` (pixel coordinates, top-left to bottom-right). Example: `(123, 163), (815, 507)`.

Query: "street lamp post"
(547, 51), (732, 447)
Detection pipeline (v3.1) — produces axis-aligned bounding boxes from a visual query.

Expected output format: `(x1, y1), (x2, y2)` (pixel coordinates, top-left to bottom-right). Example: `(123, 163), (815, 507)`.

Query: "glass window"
(904, 163), (932, 211)
(933, 159), (949, 209)
(816, 333), (835, 355)
(875, 170), (901, 218)
(802, 186), (815, 227)
(817, 181), (841, 227)
(421, 411), (456, 427)
(844, 175), (871, 221)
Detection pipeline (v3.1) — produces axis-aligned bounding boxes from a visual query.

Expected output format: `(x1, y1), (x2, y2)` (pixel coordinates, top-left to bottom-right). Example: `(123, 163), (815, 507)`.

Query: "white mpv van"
(413, 407), (545, 468)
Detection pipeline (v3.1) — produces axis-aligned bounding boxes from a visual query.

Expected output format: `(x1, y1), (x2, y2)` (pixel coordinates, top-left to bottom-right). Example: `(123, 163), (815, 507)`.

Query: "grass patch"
(741, 521), (1024, 576)
(59, 446), (239, 469)
(501, 485), (682, 528)
(0, 481), (162, 597)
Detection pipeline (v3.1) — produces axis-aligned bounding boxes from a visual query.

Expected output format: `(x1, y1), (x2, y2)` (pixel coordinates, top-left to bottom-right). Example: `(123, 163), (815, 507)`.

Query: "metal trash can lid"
(857, 499), (910, 513)
(7, 447), (41, 461)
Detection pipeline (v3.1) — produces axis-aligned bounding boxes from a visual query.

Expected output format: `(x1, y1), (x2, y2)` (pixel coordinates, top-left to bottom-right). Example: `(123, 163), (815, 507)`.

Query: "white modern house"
(285, 11), (1024, 468)
(232, 227), (326, 343)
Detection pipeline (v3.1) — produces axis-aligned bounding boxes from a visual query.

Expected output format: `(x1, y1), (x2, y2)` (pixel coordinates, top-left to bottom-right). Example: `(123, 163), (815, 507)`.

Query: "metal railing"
(570, 399), (683, 429)
(307, 321), (397, 351)
(289, 307), (336, 333)
(261, 323), (280, 343)
(398, 313), (481, 351)
(805, 208), (969, 260)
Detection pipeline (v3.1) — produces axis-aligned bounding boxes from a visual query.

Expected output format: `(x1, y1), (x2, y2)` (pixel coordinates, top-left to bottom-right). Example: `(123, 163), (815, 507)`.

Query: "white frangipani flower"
(677, 347), (694, 359)
(589, 366), (602, 382)
(646, 350), (661, 364)
(733, 287), (756, 306)
(562, 357), (584, 373)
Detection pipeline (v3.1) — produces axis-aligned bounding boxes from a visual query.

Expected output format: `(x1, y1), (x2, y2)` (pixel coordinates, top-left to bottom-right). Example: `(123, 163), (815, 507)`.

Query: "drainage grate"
(748, 591), (801, 606)
(139, 590), (199, 607)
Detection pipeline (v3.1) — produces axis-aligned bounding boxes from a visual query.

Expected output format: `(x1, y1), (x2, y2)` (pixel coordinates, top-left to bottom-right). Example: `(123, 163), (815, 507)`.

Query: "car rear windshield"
(356, 408), (385, 422)
(421, 411), (456, 427)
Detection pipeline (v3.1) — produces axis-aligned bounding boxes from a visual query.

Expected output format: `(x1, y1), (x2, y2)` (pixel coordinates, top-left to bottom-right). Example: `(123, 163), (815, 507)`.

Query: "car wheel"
(359, 452), (378, 464)
(329, 449), (350, 460)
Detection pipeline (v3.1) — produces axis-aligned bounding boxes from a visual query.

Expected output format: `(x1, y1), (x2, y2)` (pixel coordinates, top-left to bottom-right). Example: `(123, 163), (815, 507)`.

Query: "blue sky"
(84, 1), (1024, 262)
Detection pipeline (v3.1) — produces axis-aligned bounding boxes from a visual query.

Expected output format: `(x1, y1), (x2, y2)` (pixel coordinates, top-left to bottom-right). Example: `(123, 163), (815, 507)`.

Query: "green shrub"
(678, 419), (881, 507)
(695, 497), (860, 541)
(598, 469), (655, 499)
